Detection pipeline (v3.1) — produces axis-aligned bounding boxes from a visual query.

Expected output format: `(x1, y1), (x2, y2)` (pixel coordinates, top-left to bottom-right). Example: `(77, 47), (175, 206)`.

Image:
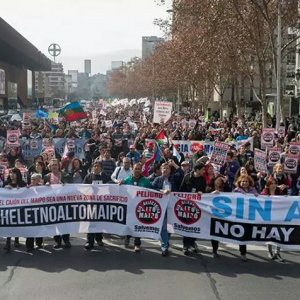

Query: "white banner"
(167, 192), (300, 249)
(0, 185), (169, 240)
(2, 187), (300, 249)
(153, 101), (173, 123)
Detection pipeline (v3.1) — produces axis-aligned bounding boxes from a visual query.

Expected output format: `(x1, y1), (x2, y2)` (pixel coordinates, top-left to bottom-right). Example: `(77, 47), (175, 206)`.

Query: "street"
(1, 235), (299, 300)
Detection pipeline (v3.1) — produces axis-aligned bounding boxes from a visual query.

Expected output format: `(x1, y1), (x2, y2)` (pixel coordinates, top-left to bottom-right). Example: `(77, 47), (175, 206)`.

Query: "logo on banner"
(30, 139), (39, 150)
(289, 142), (300, 156)
(263, 132), (273, 143)
(286, 159), (296, 169)
(135, 199), (162, 225)
(174, 199), (201, 225)
(190, 143), (202, 153)
(7, 133), (18, 144)
(67, 139), (75, 149)
(269, 152), (280, 163)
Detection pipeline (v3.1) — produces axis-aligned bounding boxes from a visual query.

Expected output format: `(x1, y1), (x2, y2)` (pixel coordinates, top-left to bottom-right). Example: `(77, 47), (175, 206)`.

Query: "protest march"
(1, 98), (300, 263)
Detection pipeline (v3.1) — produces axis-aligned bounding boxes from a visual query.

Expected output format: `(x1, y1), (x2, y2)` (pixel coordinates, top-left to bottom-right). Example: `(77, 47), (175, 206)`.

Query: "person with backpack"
(111, 157), (133, 184)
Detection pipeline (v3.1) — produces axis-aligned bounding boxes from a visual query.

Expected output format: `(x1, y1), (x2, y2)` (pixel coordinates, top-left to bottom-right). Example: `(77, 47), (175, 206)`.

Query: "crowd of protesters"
(1, 99), (300, 263)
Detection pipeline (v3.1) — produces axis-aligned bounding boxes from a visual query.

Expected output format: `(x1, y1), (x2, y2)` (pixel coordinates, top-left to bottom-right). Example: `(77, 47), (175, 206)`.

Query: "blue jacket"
(220, 160), (240, 188)
(126, 151), (140, 164)
(152, 168), (184, 192)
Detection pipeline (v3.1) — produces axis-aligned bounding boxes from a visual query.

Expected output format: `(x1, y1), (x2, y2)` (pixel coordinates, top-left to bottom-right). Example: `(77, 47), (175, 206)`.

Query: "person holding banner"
(210, 175), (231, 258)
(83, 161), (111, 250)
(179, 163), (206, 255)
(122, 163), (151, 252)
(260, 178), (284, 262)
(233, 175), (259, 262)
(3, 168), (27, 251)
(44, 159), (72, 249)
(26, 173), (44, 252)
(152, 161), (184, 256)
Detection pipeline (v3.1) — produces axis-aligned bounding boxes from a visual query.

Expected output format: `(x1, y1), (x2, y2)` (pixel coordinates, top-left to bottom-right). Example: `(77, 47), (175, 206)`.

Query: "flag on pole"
(155, 130), (167, 145)
(44, 119), (55, 132)
(36, 109), (48, 119)
(205, 109), (210, 122)
(60, 101), (87, 122)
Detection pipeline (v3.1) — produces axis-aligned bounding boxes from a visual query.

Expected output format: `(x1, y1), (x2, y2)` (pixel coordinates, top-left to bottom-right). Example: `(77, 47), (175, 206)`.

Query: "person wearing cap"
(181, 161), (190, 175)
(143, 142), (154, 160)
(26, 173), (43, 251)
(179, 163), (207, 255)
(126, 145), (140, 166)
(192, 145), (207, 167)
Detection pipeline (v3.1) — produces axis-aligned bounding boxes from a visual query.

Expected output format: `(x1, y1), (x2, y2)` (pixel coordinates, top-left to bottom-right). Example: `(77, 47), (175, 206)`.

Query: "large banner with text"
(167, 192), (300, 249)
(1, 187), (299, 249)
(0, 185), (168, 239)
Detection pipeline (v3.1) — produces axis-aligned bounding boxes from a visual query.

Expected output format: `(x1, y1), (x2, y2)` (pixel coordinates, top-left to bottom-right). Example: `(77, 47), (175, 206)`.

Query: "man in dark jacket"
(180, 163), (206, 255)
(83, 161), (110, 250)
(220, 151), (240, 191)
(152, 161), (184, 256)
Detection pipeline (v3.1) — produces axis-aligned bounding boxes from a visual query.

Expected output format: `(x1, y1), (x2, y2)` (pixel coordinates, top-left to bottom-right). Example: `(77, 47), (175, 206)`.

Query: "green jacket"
(123, 175), (151, 189)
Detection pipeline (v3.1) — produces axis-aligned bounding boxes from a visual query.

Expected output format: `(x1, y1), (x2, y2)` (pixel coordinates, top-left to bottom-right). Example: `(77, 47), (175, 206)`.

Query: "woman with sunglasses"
(233, 175), (258, 262)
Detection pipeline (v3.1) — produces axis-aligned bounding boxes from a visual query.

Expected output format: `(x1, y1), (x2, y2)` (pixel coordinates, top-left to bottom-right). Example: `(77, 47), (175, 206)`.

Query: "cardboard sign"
(29, 139), (39, 150)
(153, 101), (173, 124)
(268, 148), (281, 166)
(254, 149), (267, 173)
(210, 141), (230, 166)
(289, 142), (300, 156)
(261, 128), (275, 150)
(6, 130), (20, 146)
(284, 154), (298, 174)
(22, 113), (31, 130)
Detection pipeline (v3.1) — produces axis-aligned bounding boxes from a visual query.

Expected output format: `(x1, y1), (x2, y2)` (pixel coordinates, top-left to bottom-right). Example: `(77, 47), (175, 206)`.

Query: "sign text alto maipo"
(289, 142), (300, 156)
(284, 154), (298, 174)
(268, 148), (281, 166)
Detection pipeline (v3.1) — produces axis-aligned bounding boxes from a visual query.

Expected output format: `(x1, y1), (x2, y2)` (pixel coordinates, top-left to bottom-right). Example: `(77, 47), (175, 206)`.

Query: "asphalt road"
(0, 235), (299, 300)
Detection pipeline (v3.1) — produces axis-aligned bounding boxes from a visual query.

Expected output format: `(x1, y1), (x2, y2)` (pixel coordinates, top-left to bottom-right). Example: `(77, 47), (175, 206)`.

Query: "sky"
(0, 0), (171, 73)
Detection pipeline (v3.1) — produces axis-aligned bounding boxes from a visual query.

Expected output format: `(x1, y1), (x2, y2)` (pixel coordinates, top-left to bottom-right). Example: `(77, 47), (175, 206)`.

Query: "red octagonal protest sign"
(135, 199), (162, 225)
(174, 199), (201, 225)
